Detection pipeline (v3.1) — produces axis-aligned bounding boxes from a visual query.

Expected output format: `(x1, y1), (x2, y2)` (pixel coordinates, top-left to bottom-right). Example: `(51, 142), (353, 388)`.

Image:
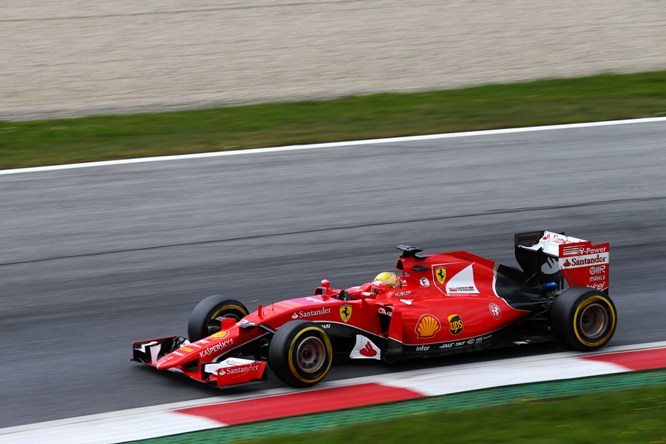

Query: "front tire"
(187, 295), (249, 342)
(268, 321), (333, 387)
(550, 287), (617, 351)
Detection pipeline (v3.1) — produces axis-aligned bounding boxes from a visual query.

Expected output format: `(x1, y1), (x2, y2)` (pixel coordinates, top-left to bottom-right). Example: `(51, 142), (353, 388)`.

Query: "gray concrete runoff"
(1, 0), (666, 120)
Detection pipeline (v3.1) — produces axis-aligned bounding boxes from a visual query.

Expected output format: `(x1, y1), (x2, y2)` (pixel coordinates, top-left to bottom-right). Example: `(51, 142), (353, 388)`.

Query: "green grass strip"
(1, 71), (666, 170)
(131, 369), (666, 444)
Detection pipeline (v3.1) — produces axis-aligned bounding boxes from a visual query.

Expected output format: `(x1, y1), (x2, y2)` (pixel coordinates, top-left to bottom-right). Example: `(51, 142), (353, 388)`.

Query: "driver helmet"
(372, 272), (400, 291)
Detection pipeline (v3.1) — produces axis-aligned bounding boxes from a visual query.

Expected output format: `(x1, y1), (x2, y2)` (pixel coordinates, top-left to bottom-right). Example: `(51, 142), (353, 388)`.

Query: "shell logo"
(211, 330), (229, 339)
(415, 314), (442, 338)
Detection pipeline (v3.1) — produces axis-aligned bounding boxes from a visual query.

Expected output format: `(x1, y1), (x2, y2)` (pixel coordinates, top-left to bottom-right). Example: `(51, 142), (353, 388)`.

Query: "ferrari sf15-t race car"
(132, 230), (616, 388)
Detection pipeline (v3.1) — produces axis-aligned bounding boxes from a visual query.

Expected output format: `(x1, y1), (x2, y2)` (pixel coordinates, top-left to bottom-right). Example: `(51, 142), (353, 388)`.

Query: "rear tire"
(550, 287), (617, 351)
(268, 321), (333, 387)
(187, 295), (249, 342)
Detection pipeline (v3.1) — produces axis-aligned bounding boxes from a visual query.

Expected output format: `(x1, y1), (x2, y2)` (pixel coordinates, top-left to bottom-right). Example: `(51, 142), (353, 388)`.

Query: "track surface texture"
(2, 0), (666, 120)
(1, 121), (666, 428)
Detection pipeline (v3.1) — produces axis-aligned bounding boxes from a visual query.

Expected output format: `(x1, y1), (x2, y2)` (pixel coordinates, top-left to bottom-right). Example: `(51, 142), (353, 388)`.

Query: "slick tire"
(550, 287), (617, 351)
(188, 295), (249, 342)
(268, 321), (333, 387)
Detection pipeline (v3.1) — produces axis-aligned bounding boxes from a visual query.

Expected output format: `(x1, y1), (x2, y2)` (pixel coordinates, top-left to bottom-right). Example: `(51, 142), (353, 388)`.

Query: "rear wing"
(515, 231), (609, 292)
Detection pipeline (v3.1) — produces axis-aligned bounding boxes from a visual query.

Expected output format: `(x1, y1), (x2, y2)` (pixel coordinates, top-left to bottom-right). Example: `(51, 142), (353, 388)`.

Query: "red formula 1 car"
(132, 230), (616, 388)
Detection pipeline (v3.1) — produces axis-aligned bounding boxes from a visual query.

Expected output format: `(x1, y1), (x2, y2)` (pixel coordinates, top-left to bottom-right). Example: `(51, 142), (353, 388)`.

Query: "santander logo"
(349, 335), (381, 360)
(359, 342), (377, 357)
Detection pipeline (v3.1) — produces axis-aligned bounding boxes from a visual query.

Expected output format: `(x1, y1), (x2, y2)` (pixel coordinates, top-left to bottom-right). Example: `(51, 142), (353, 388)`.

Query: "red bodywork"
(132, 231), (610, 387)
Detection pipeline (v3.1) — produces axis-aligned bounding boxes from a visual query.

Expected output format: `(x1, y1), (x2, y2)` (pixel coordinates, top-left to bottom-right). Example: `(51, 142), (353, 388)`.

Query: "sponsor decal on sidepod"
(292, 307), (332, 319)
(415, 314), (442, 339)
(448, 314), (464, 335)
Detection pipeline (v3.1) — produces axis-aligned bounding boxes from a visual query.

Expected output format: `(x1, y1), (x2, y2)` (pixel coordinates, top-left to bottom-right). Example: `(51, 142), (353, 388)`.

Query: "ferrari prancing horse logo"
(435, 267), (447, 284)
(340, 305), (352, 323)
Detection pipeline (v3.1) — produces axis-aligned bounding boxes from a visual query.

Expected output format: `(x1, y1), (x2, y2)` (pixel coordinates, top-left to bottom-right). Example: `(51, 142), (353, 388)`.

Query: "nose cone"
(155, 327), (241, 371)
(156, 352), (190, 370)
(155, 355), (175, 370)
(156, 344), (199, 370)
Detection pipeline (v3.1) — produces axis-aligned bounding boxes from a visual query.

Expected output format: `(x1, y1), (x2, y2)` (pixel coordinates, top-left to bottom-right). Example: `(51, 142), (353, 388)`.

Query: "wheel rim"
(578, 303), (609, 340)
(295, 336), (326, 374)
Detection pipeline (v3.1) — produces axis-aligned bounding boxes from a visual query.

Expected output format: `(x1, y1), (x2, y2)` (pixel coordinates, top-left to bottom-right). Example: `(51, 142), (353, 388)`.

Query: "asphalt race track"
(1, 120), (665, 428)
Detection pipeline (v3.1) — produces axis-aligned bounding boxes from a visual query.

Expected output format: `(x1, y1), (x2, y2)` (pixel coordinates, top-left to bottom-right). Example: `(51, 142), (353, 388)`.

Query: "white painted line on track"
(0, 411), (222, 444)
(2, 117), (665, 176)
(583, 340), (666, 353)
(2, 341), (665, 444)
(376, 354), (625, 397)
(326, 340), (666, 395)
(0, 386), (300, 437)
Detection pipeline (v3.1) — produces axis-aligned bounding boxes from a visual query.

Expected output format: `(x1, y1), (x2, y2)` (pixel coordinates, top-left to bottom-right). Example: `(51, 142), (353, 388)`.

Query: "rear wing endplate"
(515, 231), (609, 292)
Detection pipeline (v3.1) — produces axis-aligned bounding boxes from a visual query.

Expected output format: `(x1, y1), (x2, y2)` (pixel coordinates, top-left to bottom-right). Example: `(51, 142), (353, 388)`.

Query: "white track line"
(1, 341), (665, 444)
(2, 117), (665, 176)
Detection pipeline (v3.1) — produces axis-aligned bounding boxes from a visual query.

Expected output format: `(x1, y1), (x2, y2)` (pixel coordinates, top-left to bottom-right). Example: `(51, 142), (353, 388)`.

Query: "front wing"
(132, 336), (267, 387)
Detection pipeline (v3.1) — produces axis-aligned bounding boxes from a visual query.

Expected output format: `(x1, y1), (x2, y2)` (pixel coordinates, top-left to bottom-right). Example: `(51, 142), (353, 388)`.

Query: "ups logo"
(448, 314), (464, 335)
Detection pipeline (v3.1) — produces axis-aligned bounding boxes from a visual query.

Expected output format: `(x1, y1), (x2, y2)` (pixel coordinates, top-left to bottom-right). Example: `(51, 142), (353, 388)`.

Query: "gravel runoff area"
(1, 0), (665, 121)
